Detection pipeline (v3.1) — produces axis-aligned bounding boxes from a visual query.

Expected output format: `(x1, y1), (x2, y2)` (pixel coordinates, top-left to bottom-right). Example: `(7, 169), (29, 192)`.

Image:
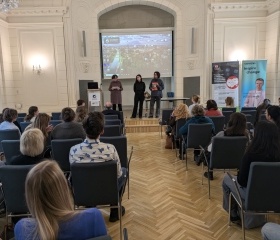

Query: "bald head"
(105, 102), (112, 109)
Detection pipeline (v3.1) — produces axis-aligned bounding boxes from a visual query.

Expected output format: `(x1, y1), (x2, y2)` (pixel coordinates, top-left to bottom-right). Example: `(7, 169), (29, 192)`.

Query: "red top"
(205, 109), (223, 117)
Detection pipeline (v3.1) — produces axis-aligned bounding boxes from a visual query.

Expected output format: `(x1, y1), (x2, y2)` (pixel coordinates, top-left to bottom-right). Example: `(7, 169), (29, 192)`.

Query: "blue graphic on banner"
(241, 60), (267, 107)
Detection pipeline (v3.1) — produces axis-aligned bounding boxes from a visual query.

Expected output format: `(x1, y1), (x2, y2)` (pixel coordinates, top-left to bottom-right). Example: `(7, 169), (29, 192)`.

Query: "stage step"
(125, 118), (163, 133)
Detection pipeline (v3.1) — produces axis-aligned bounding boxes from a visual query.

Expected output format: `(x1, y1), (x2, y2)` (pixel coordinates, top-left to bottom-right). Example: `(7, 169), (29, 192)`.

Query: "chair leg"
(201, 163), (204, 185)
(240, 207), (245, 240)
(128, 174), (130, 199)
(228, 192), (232, 226)
(185, 148), (188, 171)
(161, 125), (162, 137)
(208, 168), (210, 199)
(119, 202), (122, 240)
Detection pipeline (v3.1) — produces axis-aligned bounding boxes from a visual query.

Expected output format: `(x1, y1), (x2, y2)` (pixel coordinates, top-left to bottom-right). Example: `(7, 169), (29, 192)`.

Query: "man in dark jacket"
(102, 102), (123, 123)
(148, 71), (164, 118)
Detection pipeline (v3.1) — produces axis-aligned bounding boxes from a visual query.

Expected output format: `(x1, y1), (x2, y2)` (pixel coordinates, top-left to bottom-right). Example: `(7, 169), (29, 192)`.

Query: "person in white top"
(0, 108), (21, 134)
(244, 78), (265, 107)
(188, 95), (200, 116)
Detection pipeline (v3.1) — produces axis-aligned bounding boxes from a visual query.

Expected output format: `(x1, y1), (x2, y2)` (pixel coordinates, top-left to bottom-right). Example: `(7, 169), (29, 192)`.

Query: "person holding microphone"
(148, 71), (164, 118)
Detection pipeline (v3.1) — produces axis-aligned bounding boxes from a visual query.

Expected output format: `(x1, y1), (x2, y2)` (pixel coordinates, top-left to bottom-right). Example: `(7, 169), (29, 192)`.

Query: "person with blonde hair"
(14, 160), (107, 240)
(225, 96), (234, 107)
(10, 128), (45, 165)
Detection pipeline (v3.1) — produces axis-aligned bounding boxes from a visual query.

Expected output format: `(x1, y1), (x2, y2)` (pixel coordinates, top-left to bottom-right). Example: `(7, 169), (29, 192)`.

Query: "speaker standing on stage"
(131, 74), (146, 119)
(109, 74), (123, 111)
(149, 71), (164, 118)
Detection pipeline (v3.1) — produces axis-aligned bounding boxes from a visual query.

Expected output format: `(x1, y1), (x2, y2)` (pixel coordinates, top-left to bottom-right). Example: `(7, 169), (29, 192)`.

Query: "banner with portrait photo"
(241, 60), (267, 107)
(212, 61), (239, 107)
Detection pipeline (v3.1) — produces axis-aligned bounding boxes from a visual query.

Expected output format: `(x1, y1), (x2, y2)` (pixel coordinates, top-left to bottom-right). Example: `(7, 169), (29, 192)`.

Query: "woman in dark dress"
(109, 74), (123, 111)
(131, 74), (146, 118)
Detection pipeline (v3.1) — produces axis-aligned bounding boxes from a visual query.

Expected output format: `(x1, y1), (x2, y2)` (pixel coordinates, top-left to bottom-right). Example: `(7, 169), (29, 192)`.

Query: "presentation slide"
(101, 30), (173, 79)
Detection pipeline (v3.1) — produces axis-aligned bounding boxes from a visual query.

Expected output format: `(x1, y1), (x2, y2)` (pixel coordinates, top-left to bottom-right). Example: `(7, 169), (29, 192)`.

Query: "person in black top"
(102, 102), (123, 124)
(222, 121), (280, 228)
(131, 74), (146, 118)
(10, 128), (45, 165)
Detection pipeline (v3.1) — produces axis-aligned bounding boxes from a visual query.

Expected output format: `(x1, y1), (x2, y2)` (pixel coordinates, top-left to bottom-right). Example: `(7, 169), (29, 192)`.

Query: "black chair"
(222, 111), (233, 127)
(100, 136), (133, 198)
(1, 140), (20, 164)
(20, 122), (31, 132)
(103, 125), (121, 136)
(241, 110), (256, 125)
(241, 107), (256, 111)
(104, 115), (118, 120)
(173, 118), (186, 157)
(159, 109), (173, 137)
(17, 113), (26, 118)
(51, 138), (83, 173)
(49, 120), (62, 127)
(209, 116), (225, 134)
(87, 236), (112, 240)
(228, 162), (280, 240)
(17, 117), (25, 123)
(202, 136), (247, 198)
(105, 119), (121, 126)
(183, 123), (213, 170)
(221, 107), (236, 113)
(0, 129), (21, 152)
(71, 161), (123, 239)
(0, 165), (33, 224)
(51, 112), (61, 120)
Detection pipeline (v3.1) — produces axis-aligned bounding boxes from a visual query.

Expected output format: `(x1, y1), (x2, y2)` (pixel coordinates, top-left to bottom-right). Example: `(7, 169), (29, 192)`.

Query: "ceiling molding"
(210, 2), (267, 13)
(6, 7), (68, 17)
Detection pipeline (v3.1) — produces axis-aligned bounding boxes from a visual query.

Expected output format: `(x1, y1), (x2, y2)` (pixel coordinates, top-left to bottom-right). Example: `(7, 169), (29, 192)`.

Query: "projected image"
(101, 32), (172, 79)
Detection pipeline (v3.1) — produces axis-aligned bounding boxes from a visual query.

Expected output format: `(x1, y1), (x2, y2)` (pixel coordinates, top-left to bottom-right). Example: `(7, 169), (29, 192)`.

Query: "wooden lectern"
(87, 89), (103, 112)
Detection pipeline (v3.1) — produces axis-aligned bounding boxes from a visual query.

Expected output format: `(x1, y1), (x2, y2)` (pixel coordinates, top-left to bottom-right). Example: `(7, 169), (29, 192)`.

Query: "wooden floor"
(104, 132), (280, 240)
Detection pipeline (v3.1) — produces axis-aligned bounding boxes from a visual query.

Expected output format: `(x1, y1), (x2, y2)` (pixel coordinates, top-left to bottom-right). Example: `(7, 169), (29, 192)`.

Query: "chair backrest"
(210, 136), (247, 169)
(209, 116), (225, 134)
(167, 92), (174, 98)
(222, 111), (233, 127)
(105, 119), (121, 126)
(119, 111), (124, 124)
(49, 120), (63, 127)
(160, 109), (173, 125)
(17, 113), (27, 118)
(51, 138), (83, 172)
(103, 125), (121, 137)
(174, 118), (186, 138)
(221, 107), (236, 113)
(241, 110), (256, 124)
(260, 114), (267, 121)
(104, 115), (118, 120)
(245, 162), (280, 212)
(71, 161), (119, 206)
(51, 112), (61, 120)
(17, 117), (25, 123)
(187, 123), (213, 148)
(20, 122), (31, 132)
(100, 136), (127, 168)
(1, 140), (21, 164)
(244, 114), (252, 124)
(0, 165), (34, 213)
(241, 107), (256, 111)
(0, 129), (21, 152)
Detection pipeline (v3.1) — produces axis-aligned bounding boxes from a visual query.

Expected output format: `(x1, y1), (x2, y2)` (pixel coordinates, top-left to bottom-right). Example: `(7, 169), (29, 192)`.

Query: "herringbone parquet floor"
(104, 132), (280, 240)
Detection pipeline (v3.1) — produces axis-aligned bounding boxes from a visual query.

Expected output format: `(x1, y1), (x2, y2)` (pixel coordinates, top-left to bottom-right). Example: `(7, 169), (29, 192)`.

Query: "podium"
(87, 89), (103, 112)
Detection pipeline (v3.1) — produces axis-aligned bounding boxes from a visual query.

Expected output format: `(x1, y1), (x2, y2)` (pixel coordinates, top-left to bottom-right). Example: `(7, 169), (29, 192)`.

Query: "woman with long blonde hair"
(14, 160), (107, 240)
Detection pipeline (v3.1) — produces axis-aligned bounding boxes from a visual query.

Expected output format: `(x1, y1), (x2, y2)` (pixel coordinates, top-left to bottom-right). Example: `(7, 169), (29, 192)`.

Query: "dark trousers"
(149, 96), (161, 117)
(131, 94), (144, 118)
(113, 104), (122, 111)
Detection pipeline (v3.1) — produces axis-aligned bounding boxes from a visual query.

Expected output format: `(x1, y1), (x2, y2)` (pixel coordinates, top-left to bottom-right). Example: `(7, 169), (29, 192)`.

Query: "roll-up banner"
(212, 61), (239, 107)
(241, 60), (267, 107)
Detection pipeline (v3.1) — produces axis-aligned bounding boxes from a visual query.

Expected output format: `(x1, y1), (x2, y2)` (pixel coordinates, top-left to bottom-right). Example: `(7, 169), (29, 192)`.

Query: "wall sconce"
(33, 64), (42, 75)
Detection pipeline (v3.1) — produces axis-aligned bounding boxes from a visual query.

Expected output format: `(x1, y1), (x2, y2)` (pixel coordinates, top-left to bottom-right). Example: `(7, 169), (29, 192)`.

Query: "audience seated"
(204, 112), (249, 180)
(51, 107), (86, 140)
(0, 108), (21, 134)
(205, 100), (222, 116)
(69, 112), (127, 222)
(74, 106), (87, 124)
(14, 160), (107, 240)
(102, 102), (123, 123)
(222, 121), (280, 228)
(225, 97), (234, 107)
(266, 105), (280, 133)
(178, 105), (215, 160)
(262, 222), (280, 240)
(10, 129), (45, 165)
(77, 99), (86, 107)
(255, 99), (271, 126)
(188, 95), (200, 116)
(24, 106), (39, 122)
